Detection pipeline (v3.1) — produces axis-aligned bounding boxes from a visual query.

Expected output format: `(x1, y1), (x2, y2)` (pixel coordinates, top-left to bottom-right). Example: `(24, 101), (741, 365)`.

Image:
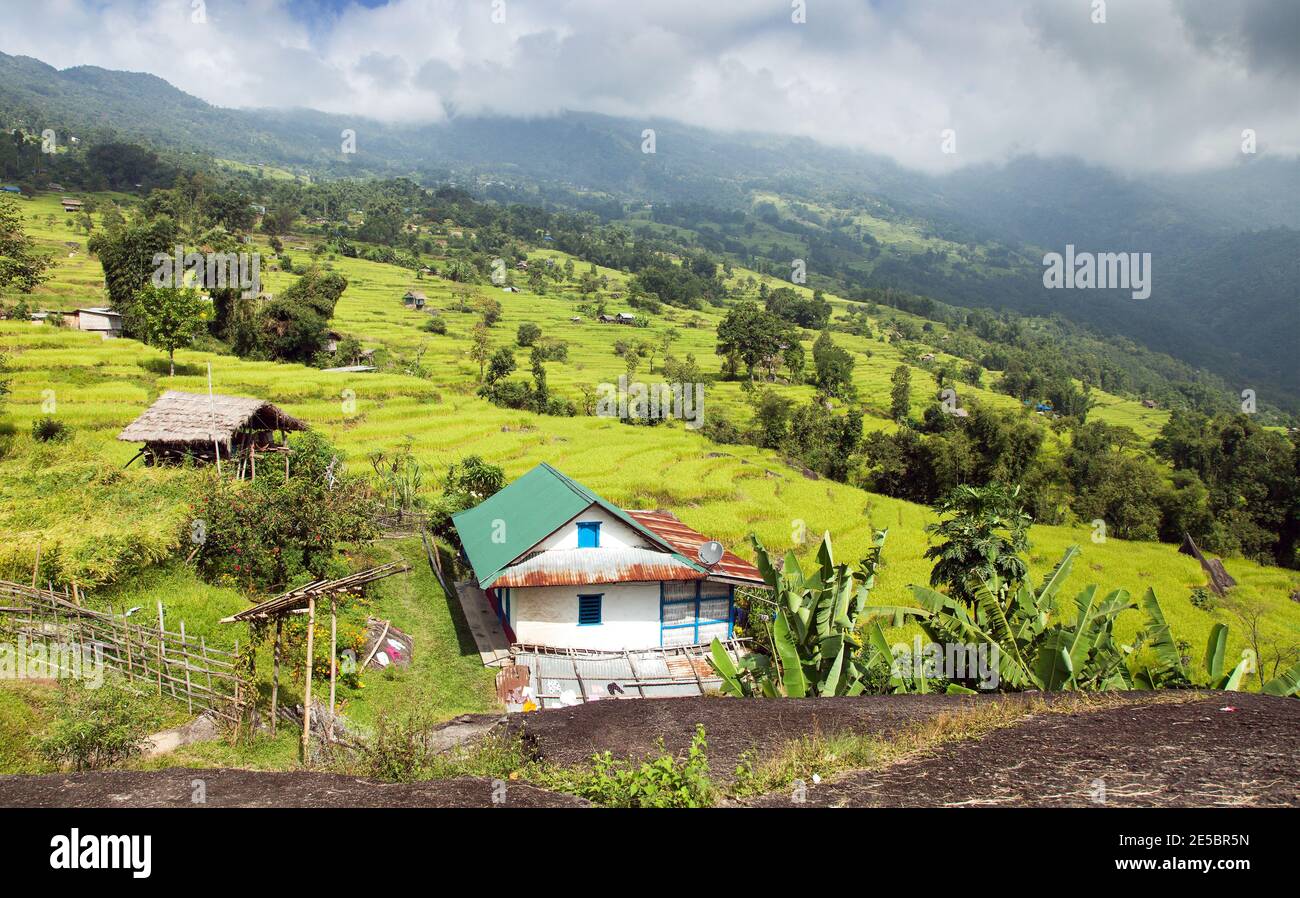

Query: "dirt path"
(745, 692), (1299, 807)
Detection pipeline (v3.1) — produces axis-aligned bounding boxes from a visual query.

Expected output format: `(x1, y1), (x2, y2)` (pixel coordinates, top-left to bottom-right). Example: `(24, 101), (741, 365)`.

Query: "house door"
(660, 581), (733, 647)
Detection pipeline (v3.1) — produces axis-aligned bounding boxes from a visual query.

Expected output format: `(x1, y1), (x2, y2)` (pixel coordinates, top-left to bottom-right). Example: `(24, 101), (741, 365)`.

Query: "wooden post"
(155, 601), (165, 696)
(327, 598), (337, 742)
(30, 542), (41, 588)
(270, 617), (282, 737)
(301, 596), (316, 762)
(199, 635), (213, 709)
(179, 620), (193, 714)
(123, 609), (135, 683)
(232, 638), (241, 737)
(207, 362), (222, 476)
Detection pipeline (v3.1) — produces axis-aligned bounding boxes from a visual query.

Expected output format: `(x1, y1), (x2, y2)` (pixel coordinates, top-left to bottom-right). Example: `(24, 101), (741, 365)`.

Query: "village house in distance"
(453, 463), (764, 652)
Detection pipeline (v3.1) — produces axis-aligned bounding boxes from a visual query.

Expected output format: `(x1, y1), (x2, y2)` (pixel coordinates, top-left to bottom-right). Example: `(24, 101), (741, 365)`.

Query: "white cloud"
(2, 0), (1297, 173)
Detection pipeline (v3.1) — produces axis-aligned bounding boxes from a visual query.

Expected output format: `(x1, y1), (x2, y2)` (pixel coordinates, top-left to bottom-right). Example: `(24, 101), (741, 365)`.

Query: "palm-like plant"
(924, 484), (1031, 609)
(710, 529), (888, 697)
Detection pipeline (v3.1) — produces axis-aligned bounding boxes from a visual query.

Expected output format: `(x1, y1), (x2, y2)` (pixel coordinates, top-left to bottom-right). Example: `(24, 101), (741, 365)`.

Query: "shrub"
(533, 338), (568, 362)
(424, 316), (447, 335)
(516, 321), (542, 347)
(558, 726), (713, 808)
(1189, 587), (1216, 611)
(359, 713), (528, 783)
(38, 680), (162, 771)
(31, 417), (71, 443)
(189, 431), (379, 591)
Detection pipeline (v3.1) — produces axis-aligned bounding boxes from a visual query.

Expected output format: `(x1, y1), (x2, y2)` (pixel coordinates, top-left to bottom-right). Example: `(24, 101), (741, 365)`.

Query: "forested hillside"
(2, 51), (1297, 404)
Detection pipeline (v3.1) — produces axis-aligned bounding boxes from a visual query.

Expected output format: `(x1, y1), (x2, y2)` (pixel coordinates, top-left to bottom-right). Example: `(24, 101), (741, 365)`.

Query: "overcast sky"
(4, 0), (1298, 173)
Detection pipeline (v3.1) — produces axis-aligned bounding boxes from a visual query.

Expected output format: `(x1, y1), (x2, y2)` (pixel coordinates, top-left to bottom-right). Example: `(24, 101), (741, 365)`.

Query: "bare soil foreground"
(745, 692), (1298, 808)
(506, 692), (1036, 777)
(0, 769), (587, 808)
(0, 693), (1294, 808)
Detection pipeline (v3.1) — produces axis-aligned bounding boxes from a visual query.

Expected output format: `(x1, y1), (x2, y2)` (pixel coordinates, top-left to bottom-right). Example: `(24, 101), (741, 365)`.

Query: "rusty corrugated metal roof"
(491, 547), (703, 588)
(627, 510), (766, 585)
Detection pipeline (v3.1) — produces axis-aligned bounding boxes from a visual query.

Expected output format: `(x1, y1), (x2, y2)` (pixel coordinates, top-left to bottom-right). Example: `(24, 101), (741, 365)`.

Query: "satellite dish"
(698, 540), (724, 566)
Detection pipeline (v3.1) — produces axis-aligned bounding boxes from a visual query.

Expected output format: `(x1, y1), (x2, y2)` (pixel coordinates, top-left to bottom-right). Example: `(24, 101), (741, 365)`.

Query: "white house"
(68, 307), (123, 338)
(452, 463), (765, 651)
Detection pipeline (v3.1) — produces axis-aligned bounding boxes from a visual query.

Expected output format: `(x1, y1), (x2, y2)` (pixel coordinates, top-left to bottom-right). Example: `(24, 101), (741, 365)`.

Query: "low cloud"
(2, 0), (1296, 173)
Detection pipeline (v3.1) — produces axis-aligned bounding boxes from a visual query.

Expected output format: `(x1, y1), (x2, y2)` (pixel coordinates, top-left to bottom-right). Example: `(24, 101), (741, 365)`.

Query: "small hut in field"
(117, 390), (307, 476)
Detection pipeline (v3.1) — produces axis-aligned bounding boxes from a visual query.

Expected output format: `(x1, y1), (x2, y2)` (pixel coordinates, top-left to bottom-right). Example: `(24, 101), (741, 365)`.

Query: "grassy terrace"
(0, 191), (1293, 718)
(1, 310), (1295, 678)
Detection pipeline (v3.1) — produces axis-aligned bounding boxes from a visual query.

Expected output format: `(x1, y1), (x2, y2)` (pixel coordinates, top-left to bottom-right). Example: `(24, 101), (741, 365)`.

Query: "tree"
(357, 197), (404, 245)
(485, 346), (516, 384)
(190, 431), (379, 590)
(890, 365), (912, 423)
(749, 389), (792, 449)
(137, 286), (206, 375)
(0, 196), (54, 293)
(530, 345), (550, 410)
(259, 269), (348, 362)
(89, 215), (178, 338)
(429, 455), (507, 550)
(811, 330), (855, 399)
(478, 297), (503, 327)
(924, 483), (1032, 609)
(658, 327), (679, 374)
(470, 323), (492, 380)
(716, 302), (790, 381)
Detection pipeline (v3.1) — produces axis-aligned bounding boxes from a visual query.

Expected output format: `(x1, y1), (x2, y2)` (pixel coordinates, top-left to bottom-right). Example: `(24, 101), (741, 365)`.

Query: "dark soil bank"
(746, 692), (1299, 807)
(506, 692), (1030, 777)
(0, 768), (587, 808)
(2, 693), (1293, 808)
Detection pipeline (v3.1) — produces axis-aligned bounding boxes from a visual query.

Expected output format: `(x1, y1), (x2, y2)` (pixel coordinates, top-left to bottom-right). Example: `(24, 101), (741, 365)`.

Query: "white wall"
(77, 311), (121, 335)
(532, 504), (649, 552)
(511, 581), (663, 651)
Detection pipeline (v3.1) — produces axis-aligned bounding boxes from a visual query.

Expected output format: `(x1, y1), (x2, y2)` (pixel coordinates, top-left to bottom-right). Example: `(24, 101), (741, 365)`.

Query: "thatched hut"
(117, 390), (307, 474)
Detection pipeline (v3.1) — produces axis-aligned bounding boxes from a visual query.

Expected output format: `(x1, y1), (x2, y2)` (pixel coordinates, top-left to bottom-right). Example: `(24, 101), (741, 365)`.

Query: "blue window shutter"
(577, 521), (601, 548)
(578, 594), (603, 625)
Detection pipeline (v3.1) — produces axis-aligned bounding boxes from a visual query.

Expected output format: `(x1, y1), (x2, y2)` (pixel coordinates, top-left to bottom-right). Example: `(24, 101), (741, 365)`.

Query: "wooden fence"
(0, 580), (249, 725)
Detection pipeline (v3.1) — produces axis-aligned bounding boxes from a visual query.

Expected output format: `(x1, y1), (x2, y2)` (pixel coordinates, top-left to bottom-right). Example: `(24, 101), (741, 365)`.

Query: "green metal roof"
(452, 463), (702, 588)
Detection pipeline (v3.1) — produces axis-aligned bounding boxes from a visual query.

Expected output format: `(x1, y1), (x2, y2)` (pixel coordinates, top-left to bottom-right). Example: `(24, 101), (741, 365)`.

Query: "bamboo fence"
(0, 580), (249, 725)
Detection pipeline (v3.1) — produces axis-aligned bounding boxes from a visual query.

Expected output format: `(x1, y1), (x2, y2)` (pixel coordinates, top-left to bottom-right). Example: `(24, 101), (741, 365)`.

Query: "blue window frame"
(578, 594), (603, 626)
(659, 582), (734, 646)
(576, 521), (601, 548)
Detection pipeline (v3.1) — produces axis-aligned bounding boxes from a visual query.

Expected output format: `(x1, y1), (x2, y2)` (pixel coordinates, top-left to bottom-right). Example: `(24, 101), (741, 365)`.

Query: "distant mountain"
(1, 50), (1296, 402)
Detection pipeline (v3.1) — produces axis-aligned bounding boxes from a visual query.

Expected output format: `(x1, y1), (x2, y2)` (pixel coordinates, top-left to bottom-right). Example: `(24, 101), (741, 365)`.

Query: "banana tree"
(871, 545), (1153, 691)
(710, 529), (888, 697)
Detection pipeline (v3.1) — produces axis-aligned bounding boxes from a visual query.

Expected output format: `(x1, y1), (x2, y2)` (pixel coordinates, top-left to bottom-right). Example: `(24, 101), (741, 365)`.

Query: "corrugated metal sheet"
(627, 510), (766, 585)
(511, 640), (749, 707)
(491, 547), (702, 588)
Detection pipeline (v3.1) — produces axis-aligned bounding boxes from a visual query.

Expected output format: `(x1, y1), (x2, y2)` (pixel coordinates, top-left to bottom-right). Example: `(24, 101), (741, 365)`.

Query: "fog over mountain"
(2, 0), (1298, 174)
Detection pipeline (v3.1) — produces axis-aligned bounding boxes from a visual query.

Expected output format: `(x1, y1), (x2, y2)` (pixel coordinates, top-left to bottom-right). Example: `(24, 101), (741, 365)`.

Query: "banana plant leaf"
(1138, 587), (1185, 682)
(1036, 545), (1079, 611)
(1204, 623), (1229, 682)
(1262, 660), (1300, 697)
(772, 607), (807, 697)
(1218, 656), (1251, 691)
(1033, 630), (1075, 690)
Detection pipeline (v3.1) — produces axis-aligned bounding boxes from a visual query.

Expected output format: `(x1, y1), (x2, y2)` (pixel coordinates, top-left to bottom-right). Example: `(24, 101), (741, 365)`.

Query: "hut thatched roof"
(117, 390), (307, 445)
